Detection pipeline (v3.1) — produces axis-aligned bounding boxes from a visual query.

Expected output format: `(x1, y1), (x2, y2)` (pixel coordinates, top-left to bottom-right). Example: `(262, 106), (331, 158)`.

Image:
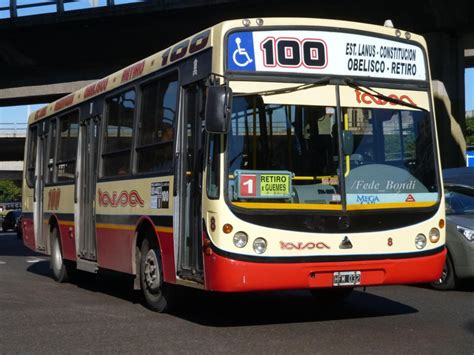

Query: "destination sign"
(227, 30), (426, 81)
(235, 170), (293, 199)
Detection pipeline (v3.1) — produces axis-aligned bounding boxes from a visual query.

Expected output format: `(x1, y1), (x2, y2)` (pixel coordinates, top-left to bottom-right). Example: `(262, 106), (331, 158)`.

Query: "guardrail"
(0, 123), (27, 137)
(0, 0), (144, 19)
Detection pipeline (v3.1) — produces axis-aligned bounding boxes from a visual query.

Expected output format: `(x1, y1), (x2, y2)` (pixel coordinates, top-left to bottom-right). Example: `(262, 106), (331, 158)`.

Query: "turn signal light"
(223, 223), (233, 234)
(439, 219), (445, 229)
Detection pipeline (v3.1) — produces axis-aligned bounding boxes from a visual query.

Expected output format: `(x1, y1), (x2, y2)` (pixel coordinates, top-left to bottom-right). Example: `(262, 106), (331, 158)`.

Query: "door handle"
(33, 176), (37, 202)
(74, 172), (79, 203)
(173, 152), (180, 196)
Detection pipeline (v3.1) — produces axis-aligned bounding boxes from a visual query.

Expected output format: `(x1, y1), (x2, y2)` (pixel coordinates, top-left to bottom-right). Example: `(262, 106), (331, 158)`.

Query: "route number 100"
(261, 38), (327, 69)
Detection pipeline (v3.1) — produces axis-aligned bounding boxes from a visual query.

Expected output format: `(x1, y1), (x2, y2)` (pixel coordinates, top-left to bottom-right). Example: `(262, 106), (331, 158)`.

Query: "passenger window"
(136, 73), (178, 173)
(102, 89), (136, 177)
(57, 112), (79, 182)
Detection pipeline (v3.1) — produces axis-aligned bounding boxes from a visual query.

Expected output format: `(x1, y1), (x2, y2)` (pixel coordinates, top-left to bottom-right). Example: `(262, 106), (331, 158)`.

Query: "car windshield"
(228, 96), (341, 207)
(343, 106), (438, 207)
(445, 184), (474, 215)
(227, 95), (439, 209)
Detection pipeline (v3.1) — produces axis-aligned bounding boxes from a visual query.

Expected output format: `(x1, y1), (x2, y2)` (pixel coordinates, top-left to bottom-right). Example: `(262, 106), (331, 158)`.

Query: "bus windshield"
(227, 94), (439, 210)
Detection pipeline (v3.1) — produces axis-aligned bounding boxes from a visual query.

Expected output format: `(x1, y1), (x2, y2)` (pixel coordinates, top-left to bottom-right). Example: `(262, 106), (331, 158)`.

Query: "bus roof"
(28, 17), (426, 124)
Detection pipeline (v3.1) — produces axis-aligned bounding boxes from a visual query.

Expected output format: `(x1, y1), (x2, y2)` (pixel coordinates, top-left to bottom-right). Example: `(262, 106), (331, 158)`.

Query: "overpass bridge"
(0, 123), (25, 182)
(1, 0), (474, 169)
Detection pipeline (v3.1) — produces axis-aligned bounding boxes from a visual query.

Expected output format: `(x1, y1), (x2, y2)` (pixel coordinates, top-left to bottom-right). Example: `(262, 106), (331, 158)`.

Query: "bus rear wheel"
(310, 287), (354, 303)
(140, 238), (173, 312)
(50, 227), (73, 283)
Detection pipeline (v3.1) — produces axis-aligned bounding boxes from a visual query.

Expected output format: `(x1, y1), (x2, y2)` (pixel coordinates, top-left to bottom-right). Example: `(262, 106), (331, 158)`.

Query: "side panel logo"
(98, 189), (145, 208)
(355, 89), (417, 107)
(280, 241), (330, 250)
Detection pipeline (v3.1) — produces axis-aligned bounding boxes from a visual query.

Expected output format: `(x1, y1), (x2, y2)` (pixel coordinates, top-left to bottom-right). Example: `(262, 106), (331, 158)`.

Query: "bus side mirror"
(342, 130), (354, 155)
(205, 86), (233, 134)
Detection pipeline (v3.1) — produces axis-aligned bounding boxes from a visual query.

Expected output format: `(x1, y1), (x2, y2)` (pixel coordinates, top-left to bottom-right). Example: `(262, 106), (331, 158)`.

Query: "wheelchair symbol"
(232, 37), (253, 67)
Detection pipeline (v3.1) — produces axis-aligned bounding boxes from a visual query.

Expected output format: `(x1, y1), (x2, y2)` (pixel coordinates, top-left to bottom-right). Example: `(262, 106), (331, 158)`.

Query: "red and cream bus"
(22, 17), (446, 312)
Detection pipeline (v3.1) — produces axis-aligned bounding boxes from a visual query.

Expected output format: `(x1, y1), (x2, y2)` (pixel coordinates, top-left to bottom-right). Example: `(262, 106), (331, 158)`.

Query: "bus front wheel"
(140, 238), (173, 312)
(430, 252), (456, 290)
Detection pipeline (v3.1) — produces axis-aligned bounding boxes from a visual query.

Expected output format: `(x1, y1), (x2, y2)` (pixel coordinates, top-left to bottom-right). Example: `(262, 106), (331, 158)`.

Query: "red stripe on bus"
(203, 248), (446, 292)
(58, 222), (76, 261)
(94, 224), (175, 282)
(96, 227), (135, 274)
(21, 218), (36, 252)
(156, 230), (175, 283)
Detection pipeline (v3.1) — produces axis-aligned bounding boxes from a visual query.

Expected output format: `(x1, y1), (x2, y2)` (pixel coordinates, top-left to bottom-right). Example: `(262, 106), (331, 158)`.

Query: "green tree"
(0, 180), (21, 202)
(466, 116), (474, 147)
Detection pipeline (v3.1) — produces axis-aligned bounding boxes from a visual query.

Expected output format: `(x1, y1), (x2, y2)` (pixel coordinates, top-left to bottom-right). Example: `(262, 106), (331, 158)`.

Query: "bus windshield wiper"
(234, 76), (332, 97)
(343, 78), (429, 112)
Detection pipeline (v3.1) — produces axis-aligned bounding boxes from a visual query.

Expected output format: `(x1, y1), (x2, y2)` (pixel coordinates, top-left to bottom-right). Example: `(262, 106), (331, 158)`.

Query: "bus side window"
(102, 89), (136, 177)
(136, 72), (178, 174)
(57, 111), (79, 182)
(26, 125), (38, 188)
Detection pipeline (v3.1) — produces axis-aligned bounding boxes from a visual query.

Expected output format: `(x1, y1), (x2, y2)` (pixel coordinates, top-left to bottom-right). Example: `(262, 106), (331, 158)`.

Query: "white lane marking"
(0, 260), (6, 265)
(26, 257), (46, 263)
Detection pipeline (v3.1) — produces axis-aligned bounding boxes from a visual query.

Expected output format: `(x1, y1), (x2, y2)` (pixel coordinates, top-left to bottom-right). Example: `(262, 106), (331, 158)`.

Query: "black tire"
(430, 252), (456, 290)
(310, 287), (354, 303)
(140, 238), (174, 312)
(50, 227), (71, 283)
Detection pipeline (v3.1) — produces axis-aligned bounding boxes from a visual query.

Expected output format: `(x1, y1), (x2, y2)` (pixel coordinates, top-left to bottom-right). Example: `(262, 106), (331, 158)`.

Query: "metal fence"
(0, 123), (27, 137)
(0, 0), (145, 19)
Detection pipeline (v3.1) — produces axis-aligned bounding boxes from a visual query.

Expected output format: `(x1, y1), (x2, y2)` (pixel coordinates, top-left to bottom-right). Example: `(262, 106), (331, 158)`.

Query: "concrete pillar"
(424, 32), (466, 168)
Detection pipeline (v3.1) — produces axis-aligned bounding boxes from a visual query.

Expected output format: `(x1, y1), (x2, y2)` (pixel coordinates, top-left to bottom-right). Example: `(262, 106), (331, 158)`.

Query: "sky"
(466, 68), (474, 113)
(0, 1), (473, 125)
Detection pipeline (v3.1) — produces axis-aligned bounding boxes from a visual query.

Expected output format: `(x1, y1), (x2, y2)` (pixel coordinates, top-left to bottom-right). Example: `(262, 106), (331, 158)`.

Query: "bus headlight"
(415, 234), (427, 249)
(233, 231), (248, 248)
(253, 238), (267, 254)
(429, 228), (440, 243)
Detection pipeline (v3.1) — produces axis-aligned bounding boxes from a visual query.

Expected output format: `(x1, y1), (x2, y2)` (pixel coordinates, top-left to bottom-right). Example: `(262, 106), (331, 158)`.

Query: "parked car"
(431, 168), (474, 289)
(1, 210), (21, 233)
(0, 210), (7, 232)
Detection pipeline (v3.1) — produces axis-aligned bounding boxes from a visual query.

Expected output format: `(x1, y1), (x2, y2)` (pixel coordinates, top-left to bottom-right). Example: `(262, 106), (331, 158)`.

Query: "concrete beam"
(465, 49), (474, 68)
(0, 170), (22, 180)
(0, 162), (23, 181)
(0, 138), (25, 161)
(0, 80), (96, 106)
(0, 161), (23, 171)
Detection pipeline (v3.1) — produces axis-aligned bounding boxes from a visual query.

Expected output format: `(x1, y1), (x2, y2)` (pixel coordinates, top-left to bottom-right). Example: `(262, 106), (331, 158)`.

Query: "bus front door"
(176, 84), (204, 282)
(76, 116), (100, 264)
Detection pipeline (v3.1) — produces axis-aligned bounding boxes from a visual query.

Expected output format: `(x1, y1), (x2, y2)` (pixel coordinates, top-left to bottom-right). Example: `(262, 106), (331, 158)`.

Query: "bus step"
(178, 269), (204, 284)
(76, 258), (99, 273)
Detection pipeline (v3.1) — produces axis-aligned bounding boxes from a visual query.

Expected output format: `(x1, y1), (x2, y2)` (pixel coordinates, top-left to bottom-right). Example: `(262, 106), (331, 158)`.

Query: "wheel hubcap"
(144, 250), (161, 292)
(434, 263), (448, 285)
(52, 238), (62, 271)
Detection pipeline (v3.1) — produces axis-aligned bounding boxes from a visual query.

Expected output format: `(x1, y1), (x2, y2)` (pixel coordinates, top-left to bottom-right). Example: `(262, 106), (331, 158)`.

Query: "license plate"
(333, 271), (361, 286)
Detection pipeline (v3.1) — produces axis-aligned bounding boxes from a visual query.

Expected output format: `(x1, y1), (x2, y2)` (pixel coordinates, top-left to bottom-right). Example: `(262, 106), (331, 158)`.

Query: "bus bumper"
(203, 247), (446, 292)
